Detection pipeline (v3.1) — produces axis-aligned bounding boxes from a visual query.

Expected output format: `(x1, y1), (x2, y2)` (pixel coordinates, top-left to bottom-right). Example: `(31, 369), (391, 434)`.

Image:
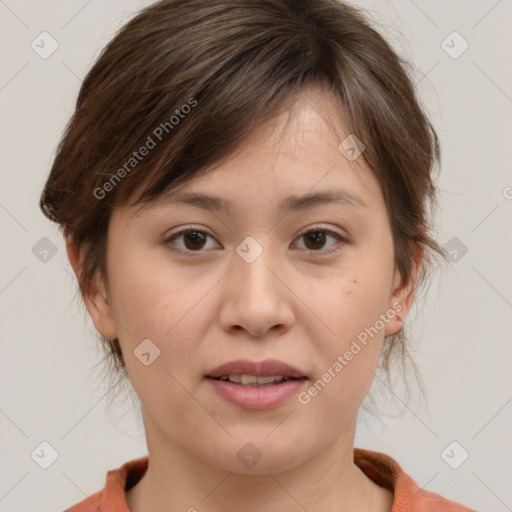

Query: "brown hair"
(40, 0), (447, 405)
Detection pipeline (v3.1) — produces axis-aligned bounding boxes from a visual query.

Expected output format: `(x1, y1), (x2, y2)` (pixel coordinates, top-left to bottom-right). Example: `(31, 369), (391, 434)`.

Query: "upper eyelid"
(167, 224), (344, 237)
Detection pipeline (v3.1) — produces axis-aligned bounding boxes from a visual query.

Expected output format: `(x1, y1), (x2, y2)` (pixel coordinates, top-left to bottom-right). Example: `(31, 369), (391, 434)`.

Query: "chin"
(202, 437), (311, 475)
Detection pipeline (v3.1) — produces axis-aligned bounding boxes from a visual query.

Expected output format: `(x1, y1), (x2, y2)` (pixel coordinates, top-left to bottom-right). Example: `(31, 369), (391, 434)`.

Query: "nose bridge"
(234, 235), (281, 301)
(219, 234), (293, 336)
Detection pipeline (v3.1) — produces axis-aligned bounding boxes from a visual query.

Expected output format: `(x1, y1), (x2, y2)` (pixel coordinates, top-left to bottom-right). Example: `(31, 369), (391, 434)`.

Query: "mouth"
(206, 358), (307, 382)
(207, 374), (306, 387)
(205, 358), (308, 409)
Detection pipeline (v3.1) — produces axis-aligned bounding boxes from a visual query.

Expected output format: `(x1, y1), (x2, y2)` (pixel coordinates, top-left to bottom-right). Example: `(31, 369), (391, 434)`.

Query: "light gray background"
(1, 1), (511, 511)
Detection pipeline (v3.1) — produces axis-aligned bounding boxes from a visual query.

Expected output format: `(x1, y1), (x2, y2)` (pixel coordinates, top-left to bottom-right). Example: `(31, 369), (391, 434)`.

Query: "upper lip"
(206, 358), (307, 379)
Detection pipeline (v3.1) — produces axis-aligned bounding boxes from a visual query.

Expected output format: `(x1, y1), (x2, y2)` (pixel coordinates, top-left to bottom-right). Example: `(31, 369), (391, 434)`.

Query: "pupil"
(185, 231), (206, 250)
(305, 231), (325, 250)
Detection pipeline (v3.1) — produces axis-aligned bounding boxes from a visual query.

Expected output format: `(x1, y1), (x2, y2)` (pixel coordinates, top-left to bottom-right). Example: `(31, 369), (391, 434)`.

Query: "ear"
(384, 244), (424, 336)
(65, 235), (118, 340)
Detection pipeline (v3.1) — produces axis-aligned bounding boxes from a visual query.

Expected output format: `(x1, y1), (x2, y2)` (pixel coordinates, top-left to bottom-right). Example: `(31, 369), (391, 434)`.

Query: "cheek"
(299, 247), (394, 400)
(108, 260), (209, 423)
(106, 244), (197, 339)
(106, 248), (218, 385)
(310, 266), (392, 349)
(300, 278), (389, 415)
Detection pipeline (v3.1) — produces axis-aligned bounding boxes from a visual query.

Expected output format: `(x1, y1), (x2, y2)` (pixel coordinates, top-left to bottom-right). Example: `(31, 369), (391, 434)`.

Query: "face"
(69, 86), (419, 475)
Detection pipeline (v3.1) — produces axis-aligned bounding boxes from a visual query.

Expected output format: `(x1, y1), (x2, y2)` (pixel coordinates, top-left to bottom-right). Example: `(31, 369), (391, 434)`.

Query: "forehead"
(126, 86), (382, 219)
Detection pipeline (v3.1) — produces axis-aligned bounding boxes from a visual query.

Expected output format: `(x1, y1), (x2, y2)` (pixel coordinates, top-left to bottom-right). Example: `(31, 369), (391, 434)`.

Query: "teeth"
(240, 374), (258, 385)
(218, 374), (289, 385)
(256, 375), (283, 384)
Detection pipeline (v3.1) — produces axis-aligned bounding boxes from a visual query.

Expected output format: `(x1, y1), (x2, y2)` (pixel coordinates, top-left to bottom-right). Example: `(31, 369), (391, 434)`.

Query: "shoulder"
(63, 488), (105, 512)
(354, 447), (478, 512)
(62, 456), (149, 512)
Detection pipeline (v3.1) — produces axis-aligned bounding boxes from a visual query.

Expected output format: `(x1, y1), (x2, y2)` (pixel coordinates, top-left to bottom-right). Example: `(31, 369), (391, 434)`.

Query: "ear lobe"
(65, 235), (118, 340)
(384, 244), (424, 337)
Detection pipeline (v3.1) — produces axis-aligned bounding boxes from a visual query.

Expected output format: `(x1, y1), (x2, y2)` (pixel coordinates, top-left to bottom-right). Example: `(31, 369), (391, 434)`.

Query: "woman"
(40, 0), (477, 510)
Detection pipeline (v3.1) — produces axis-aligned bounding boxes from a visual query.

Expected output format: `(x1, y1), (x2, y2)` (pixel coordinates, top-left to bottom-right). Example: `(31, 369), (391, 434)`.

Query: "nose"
(218, 242), (295, 338)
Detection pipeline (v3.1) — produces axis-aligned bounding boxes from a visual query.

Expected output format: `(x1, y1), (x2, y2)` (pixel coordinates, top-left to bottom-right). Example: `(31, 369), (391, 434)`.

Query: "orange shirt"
(63, 448), (477, 511)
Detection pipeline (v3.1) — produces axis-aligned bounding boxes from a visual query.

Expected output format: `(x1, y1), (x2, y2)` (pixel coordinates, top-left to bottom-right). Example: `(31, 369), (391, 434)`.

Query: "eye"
(293, 226), (346, 254)
(164, 225), (347, 256)
(164, 227), (219, 254)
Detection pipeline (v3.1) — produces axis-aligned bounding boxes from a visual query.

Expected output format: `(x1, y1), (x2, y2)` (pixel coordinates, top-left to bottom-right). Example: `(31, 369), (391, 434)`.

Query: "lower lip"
(206, 378), (307, 410)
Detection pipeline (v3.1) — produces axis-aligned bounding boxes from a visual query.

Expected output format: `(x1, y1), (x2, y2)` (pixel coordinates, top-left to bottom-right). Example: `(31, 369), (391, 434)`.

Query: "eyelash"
(164, 224), (347, 257)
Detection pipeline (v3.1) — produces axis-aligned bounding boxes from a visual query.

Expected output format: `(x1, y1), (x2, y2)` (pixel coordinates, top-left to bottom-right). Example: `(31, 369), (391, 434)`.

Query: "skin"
(67, 85), (421, 512)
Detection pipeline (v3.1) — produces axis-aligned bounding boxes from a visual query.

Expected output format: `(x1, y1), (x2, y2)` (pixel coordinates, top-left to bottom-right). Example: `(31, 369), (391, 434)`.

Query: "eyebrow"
(152, 188), (367, 214)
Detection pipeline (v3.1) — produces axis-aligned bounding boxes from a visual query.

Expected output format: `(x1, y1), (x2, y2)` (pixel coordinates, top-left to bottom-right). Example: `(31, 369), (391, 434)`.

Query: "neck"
(126, 418), (393, 512)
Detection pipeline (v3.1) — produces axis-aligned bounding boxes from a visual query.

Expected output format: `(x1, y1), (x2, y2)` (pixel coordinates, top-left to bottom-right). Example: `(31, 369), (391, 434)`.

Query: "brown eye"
(303, 231), (327, 250)
(182, 231), (207, 250)
(294, 228), (345, 254)
(165, 228), (219, 254)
